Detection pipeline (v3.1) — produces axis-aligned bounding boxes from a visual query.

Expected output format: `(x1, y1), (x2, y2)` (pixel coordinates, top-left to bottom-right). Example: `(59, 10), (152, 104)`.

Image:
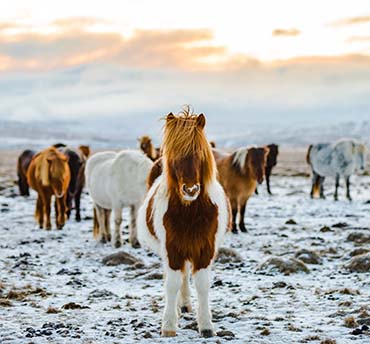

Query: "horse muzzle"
(181, 184), (201, 202)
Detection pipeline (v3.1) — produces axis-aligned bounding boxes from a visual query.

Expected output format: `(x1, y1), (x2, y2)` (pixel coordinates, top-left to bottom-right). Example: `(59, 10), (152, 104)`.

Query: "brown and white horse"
(138, 135), (160, 161)
(138, 111), (231, 338)
(213, 146), (269, 233)
(27, 147), (71, 230)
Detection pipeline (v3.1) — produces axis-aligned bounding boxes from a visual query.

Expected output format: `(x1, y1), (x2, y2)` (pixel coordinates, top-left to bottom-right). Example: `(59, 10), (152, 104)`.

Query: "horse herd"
(15, 110), (367, 338)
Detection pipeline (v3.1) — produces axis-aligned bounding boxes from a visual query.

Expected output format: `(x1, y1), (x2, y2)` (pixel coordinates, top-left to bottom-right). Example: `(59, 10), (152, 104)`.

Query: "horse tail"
(306, 144), (313, 165)
(40, 154), (50, 186)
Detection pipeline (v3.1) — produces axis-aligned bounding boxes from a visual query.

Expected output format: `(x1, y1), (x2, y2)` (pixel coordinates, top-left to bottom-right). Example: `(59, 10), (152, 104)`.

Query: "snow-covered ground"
(0, 169), (370, 343)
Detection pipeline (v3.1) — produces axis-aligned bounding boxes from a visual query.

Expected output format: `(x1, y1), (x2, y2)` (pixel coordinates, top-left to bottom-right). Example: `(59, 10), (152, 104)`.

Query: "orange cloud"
(272, 28), (300, 37)
(330, 15), (370, 26)
(0, 27), (226, 71)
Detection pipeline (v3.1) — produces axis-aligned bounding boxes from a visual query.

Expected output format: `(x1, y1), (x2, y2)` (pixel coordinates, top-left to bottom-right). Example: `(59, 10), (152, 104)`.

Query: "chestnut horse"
(138, 110), (231, 338)
(27, 147), (71, 230)
(255, 143), (279, 195)
(17, 149), (36, 196)
(58, 145), (90, 221)
(213, 146), (269, 233)
(138, 135), (160, 161)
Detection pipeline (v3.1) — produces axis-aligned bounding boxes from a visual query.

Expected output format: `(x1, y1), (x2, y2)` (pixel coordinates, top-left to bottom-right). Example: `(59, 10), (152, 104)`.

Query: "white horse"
(306, 139), (366, 200)
(85, 150), (153, 247)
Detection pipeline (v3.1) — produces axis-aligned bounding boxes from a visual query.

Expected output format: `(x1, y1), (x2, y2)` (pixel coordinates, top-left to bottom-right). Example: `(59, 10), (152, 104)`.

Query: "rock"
(320, 226), (333, 232)
(332, 222), (348, 228)
(345, 253), (370, 273)
(216, 247), (243, 264)
(144, 272), (163, 280)
(88, 289), (118, 300)
(347, 232), (370, 244)
(358, 318), (370, 326)
(217, 330), (235, 338)
(272, 281), (287, 288)
(102, 251), (143, 266)
(295, 249), (322, 264)
(349, 248), (370, 257)
(285, 219), (297, 225)
(62, 302), (90, 310)
(258, 257), (309, 274)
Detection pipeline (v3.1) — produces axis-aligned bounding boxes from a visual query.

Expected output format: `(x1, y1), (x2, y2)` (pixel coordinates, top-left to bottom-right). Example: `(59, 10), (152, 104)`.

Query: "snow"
(0, 173), (370, 343)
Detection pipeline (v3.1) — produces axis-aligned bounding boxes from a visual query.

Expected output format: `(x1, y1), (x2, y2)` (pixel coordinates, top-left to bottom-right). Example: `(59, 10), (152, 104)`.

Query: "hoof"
(57, 224), (64, 230)
(131, 240), (141, 249)
(75, 216), (81, 222)
(232, 228), (238, 234)
(201, 329), (214, 338)
(45, 226), (52, 231)
(162, 330), (176, 337)
(239, 225), (248, 233)
(100, 237), (107, 244)
(181, 305), (192, 313)
(114, 240), (122, 248)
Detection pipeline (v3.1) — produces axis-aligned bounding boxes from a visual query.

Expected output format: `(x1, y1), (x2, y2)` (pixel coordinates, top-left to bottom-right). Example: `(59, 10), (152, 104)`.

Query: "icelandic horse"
(17, 149), (36, 196)
(138, 136), (161, 161)
(85, 150), (153, 248)
(306, 139), (366, 200)
(138, 110), (231, 338)
(27, 147), (70, 230)
(213, 146), (269, 233)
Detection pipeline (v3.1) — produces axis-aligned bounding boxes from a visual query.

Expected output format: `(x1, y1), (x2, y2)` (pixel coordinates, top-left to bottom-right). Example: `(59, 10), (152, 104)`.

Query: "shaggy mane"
(162, 107), (216, 187)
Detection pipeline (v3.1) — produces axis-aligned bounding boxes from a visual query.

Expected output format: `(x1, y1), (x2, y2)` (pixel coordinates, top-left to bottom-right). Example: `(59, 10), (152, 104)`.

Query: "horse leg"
(55, 197), (59, 228)
(57, 196), (67, 229)
(93, 206), (99, 239)
(36, 195), (43, 229)
(346, 176), (352, 201)
(319, 176), (326, 199)
(310, 172), (319, 198)
(334, 174), (340, 201)
(44, 192), (52, 230)
(129, 205), (140, 248)
(178, 263), (192, 313)
(266, 168), (272, 195)
(74, 188), (82, 222)
(162, 268), (182, 337)
(239, 200), (248, 233)
(66, 192), (72, 219)
(104, 209), (112, 243)
(230, 199), (238, 234)
(194, 267), (214, 338)
(254, 186), (258, 195)
(95, 205), (107, 243)
(113, 207), (122, 248)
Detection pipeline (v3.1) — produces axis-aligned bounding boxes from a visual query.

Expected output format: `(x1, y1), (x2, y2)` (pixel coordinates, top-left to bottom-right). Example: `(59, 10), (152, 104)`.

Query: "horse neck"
(148, 143), (156, 160)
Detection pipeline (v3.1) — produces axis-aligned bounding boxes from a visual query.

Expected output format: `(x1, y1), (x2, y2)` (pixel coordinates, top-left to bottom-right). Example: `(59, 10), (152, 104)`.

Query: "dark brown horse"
(27, 147), (71, 230)
(58, 145), (90, 221)
(17, 149), (36, 196)
(213, 146), (269, 233)
(255, 144), (279, 195)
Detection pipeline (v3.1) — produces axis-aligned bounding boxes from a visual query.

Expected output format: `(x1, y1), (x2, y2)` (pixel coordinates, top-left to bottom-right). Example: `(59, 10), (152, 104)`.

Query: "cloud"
(330, 15), (370, 26)
(52, 17), (112, 30)
(272, 28), (300, 37)
(0, 27), (226, 71)
(346, 35), (370, 43)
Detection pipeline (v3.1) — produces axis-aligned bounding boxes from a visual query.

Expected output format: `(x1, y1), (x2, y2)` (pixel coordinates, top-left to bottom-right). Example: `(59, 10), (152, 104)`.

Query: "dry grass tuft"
(344, 316), (358, 328)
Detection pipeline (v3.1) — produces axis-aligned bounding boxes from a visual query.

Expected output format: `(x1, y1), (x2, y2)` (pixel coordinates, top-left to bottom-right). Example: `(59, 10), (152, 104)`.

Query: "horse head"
(246, 147), (269, 184)
(163, 110), (215, 204)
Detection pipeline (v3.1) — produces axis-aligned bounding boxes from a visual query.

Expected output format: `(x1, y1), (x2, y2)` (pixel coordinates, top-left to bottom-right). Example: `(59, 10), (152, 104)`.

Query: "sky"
(0, 0), (370, 133)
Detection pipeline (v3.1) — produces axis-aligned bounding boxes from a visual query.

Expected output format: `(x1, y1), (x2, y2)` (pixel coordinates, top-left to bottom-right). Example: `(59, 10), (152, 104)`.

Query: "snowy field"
(0, 150), (370, 344)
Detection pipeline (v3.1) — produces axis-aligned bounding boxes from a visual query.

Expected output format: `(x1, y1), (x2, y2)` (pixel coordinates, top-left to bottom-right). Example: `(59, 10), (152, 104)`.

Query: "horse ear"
(166, 113), (175, 121)
(196, 114), (206, 129)
(263, 146), (270, 157)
